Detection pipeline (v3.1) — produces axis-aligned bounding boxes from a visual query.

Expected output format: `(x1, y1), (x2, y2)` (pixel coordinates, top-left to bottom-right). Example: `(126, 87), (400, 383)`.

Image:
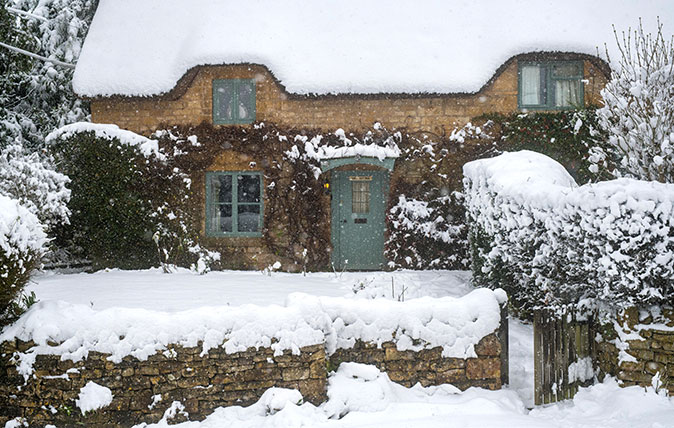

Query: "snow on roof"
(73, 0), (673, 98)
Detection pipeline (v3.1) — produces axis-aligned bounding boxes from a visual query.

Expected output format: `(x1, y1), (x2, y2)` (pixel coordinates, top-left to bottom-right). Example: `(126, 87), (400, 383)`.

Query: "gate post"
(497, 301), (509, 386)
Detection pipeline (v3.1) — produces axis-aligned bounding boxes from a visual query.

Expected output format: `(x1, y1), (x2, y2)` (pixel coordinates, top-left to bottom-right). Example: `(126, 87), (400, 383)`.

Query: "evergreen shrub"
(0, 195), (45, 325)
(48, 128), (209, 271)
(464, 151), (674, 315)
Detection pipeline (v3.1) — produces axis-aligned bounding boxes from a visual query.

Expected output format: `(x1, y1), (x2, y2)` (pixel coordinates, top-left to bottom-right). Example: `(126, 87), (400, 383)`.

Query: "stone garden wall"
(595, 307), (674, 394)
(330, 333), (504, 391)
(0, 329), (507, 427)
(0, 341), (326, 427)
(0, 290), (508, 427)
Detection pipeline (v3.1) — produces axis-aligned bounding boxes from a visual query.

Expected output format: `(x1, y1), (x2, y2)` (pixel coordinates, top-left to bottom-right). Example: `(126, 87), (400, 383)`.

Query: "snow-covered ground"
(26, 268), (474, 310)
(16, 269), (674, 428)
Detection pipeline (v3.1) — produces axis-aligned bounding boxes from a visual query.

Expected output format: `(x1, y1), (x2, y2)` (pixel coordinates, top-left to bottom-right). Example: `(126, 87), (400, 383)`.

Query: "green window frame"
(518, 61), (584, 110)
(205, 171), (263, 237)
(212, 79), (256, 125)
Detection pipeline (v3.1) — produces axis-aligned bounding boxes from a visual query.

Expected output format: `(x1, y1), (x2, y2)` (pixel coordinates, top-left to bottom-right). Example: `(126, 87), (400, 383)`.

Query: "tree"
(0, 0), (96, 149)
(596, 20), (674, 183)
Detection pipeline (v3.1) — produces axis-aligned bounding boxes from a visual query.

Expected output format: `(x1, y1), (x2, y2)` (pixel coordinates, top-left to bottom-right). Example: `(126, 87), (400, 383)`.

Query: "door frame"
(321, 156), (395, 271)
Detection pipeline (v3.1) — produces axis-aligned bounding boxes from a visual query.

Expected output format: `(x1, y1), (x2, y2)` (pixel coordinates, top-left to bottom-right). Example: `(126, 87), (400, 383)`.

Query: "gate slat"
(533, 307), (593, 406)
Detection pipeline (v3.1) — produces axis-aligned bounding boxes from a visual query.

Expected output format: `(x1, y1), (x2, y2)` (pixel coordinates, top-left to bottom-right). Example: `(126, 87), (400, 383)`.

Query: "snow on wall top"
(0, 288), (506, 378)
(73, 0), (671, 97)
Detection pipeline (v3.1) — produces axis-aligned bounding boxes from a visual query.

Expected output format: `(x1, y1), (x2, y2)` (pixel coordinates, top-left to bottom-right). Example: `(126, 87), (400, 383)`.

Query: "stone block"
(385, 347), (415, 361)
(177, 376), (210, 389)
(618, 361), (643, 372)
(475, 334), (501, 357)
(645, 361), (664, 375)
(435, 369), (466, 384)
(466, 358), (500, 380)
(430, 358), (465, 371)
(138, 366), (160, 376)
(281, 367), (310, 381)
(626, 339), (651, 350)
(618, 370), (654, 383)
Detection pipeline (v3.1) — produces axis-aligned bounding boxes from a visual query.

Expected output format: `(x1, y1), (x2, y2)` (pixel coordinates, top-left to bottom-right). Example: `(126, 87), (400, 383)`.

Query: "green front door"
(331, 169), (388, 270)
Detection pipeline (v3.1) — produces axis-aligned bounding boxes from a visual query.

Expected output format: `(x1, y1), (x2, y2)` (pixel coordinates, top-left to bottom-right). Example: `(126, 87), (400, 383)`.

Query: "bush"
(48, 124), (211, 271)
(596, 20), (674, 183)
(385, 192), (468, 270)
(480, 108), (608, 184)
(464, 150), (674, 314)
(49, 130), (158, 269)
(0, 195), (46, 325)
(0, 142), (70, 230)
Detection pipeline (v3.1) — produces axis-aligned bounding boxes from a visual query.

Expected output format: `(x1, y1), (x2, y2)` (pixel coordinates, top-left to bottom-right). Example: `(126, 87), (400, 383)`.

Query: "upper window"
(206, 171), (263, 237)
(518, 61), (583, 110)
(212, 79), (256, 124)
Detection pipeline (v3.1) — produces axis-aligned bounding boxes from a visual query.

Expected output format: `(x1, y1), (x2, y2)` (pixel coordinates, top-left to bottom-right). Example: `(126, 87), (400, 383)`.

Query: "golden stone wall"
(90, 58), (608, 136)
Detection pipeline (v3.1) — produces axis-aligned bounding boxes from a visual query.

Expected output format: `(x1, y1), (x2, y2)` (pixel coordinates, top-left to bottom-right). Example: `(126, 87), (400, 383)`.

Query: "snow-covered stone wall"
(595, 307), (674, 395)
(0, 290), (508, 426)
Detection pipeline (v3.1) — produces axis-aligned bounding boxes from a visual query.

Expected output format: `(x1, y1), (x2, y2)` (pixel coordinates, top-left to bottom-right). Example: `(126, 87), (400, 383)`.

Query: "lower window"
(206, 171), (263, 236)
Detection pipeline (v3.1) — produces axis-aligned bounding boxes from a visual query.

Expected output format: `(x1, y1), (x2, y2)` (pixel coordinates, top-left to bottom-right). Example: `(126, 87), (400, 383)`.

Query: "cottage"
(73, 0), (622, 271)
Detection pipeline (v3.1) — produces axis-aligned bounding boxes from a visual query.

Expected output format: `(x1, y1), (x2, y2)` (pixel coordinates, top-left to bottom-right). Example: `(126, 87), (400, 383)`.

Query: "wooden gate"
(533, 308), (594, 405)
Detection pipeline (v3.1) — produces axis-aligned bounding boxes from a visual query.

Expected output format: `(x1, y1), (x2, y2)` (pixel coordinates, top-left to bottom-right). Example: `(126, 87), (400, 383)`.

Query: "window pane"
(238, 174), (260, 203)
(352, 181), (370, 214)
(521, 66), (542, 105)
(238, 205), (260, 232)
(210, 204), (232, 233)
(555, 80), (581, 107)
(553, 63), (581, 78)
(215, 83), (234, 121)
(238, 81), (254, 121)
(210, 174), (232, 203)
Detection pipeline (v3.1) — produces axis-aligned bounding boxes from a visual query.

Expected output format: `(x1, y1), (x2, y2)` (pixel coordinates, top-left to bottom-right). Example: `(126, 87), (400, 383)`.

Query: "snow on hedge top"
(0, 288), (506, 378)
(464, 150), (674, 211)
(463, 150), (578, 204)
(73, 0), (671, 97)
(46, 122), (165, 160)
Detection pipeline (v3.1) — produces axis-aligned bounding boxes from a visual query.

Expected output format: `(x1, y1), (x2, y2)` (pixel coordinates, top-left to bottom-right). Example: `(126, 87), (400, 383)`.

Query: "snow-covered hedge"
(0, 288), (506, 378)
(0, 195), (47, 323)
(464, 150), (674, 312)
(47, 122), (219, 272)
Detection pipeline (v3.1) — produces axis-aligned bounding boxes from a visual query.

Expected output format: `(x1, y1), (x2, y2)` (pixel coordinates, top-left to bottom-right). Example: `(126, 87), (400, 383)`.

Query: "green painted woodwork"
(320, 156), (396, 173)
(212, 79), (256, 125)
(205, 171), (263, 237)
(517, 61), (584, 111)
(331, 169), (389, 270)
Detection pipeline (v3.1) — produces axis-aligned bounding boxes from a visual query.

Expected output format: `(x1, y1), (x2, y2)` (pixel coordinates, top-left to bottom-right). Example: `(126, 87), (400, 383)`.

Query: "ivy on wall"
(48, 109), (601, 273)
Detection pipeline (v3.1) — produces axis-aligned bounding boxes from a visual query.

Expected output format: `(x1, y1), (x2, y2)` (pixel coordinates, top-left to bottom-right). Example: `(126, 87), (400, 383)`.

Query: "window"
(206, 172), (262, 236)
(351, 179), (371, 214)
(518, 61), (583, 110)
(212, 79), (256, 124)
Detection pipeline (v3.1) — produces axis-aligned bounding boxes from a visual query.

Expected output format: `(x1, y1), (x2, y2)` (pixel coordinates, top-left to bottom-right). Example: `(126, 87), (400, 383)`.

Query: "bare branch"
(0, 41), (76, 69)
(6, 6), (49, 23)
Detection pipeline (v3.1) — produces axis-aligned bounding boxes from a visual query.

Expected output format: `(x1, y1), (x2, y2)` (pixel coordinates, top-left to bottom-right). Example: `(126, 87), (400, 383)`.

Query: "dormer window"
(518, 61), (583, 110)
(212, 79), (256, 124)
